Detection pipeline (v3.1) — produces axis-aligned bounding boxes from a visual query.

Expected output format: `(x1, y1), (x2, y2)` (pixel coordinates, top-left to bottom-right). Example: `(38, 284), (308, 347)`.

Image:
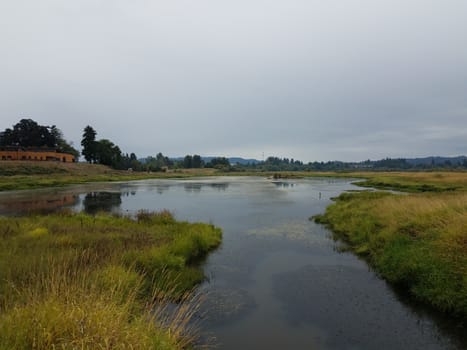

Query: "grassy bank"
(0, 210), (221, 349)
(349, 171), (467, 192)
(0, 161), (217, 191)
(314, 191), (467, 318)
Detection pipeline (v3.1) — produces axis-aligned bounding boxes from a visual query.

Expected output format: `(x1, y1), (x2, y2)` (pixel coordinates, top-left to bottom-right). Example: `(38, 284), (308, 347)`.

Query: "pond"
(0, 176), (465, 349)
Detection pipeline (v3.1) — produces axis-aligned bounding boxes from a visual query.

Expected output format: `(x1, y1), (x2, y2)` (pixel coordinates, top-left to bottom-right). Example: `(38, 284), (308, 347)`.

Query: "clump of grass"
(0, 269), (200, 349)
(315, 191), (467, 318)
(0, 211), (221, 349)
(26, 227), (49, 238)
(137, 209), (176, 225)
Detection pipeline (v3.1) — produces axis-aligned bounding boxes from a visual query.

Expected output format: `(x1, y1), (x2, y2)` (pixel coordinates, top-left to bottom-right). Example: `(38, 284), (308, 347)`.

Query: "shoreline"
(1, 160), (466, 192)
(313, 190), (467, 320)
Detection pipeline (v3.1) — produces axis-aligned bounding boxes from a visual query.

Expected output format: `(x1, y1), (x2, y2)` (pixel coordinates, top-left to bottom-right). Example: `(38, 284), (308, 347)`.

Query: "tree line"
(2, 119), (466, 171)
(81, 125), (232, 171)
(233, 156), (467, 171)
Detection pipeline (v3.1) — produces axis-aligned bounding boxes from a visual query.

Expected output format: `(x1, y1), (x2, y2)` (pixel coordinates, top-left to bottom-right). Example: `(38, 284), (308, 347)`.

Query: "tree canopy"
(80, 126), (125, 169)
(205, 157), (230, 169)
(95, 139), (122, 167)
(0, 118), (79, 157)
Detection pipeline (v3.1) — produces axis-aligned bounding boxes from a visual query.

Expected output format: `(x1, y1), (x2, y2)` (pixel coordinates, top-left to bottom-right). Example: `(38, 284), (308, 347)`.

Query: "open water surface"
(0, 177), (465, 349)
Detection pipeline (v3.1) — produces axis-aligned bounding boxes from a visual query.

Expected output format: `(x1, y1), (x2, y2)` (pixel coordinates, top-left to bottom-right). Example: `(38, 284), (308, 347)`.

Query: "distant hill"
(169, 156), (261, 165)
(140, 154), (466, 171)
(405, 156), (467, 166)
(226, 157), (261, 165)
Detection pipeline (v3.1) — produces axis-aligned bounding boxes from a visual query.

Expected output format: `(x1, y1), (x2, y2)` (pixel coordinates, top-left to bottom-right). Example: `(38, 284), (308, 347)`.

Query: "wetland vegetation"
(314, 188), (467, 319)
(0, 210), (221, 349)
(350, 171), (467, 192)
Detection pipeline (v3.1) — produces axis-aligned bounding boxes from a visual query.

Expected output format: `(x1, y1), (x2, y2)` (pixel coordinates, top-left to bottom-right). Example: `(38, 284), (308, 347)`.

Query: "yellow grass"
(0, 211), (222, 349)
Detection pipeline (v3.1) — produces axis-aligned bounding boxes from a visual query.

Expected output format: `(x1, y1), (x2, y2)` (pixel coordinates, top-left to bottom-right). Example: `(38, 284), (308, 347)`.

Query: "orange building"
(0, 148), (76, 162)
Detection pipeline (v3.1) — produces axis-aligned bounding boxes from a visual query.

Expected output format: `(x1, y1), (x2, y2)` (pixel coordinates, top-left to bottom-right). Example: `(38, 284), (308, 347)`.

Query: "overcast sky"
(1, 0), (466, 162)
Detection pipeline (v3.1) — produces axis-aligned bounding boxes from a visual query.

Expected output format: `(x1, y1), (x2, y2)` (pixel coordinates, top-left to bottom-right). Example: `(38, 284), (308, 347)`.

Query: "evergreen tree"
(81, 126), (97, 163)
(95, 139), (122, 167)
(183, 155), (193, 168)
(192, 154), (203, 168)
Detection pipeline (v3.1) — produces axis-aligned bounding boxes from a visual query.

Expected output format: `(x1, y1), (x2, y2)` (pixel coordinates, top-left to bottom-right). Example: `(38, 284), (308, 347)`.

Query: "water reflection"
(157, 185), (169, 194)
(271, 181), (295, 188)
(83, 192), (122, 214)
(210, 183), (229, 191)
(0, 193), (78, 215)
(184, 183), (202, 193)
(183, 182), (230, 193)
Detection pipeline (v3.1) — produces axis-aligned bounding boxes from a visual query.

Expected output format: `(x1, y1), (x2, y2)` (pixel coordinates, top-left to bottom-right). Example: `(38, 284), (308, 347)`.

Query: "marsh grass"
(348, 171), (467, 192)
(315, 191), (467, 317)
(0, 211), (221, 349)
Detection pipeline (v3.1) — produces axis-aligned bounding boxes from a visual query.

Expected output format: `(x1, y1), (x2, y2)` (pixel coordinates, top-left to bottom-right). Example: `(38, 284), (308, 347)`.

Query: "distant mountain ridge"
(404, 156), (467, 166)
(144, 154), (466, 168)
(171, 155), (466, 166)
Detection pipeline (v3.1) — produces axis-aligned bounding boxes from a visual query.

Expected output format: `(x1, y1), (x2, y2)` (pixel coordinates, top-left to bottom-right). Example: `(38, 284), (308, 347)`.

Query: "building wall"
(0, 150), (75, 162)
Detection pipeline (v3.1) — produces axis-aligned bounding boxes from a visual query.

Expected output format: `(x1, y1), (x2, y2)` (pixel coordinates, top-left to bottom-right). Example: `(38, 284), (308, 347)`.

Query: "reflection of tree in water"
(83, 192), (122, 214)
(272, 182), (295, 188)
(210, 183), (229, 191)
(121, 191), (137, 197)
(184, 183), (202, 193)
(183, 182), (230, 193)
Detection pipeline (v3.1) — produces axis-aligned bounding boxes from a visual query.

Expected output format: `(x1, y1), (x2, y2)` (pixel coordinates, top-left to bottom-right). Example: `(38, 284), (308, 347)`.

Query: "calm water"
(0, 177), (465, 349)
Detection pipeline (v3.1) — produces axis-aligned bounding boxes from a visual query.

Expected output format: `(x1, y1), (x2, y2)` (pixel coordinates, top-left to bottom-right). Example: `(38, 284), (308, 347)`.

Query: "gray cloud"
(1, 0), (466, 161)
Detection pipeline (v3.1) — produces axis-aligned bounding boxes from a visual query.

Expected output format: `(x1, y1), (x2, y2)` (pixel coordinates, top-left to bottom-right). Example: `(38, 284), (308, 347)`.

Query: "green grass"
(314, 191), (467, 318)
(0, 210), (222, 349)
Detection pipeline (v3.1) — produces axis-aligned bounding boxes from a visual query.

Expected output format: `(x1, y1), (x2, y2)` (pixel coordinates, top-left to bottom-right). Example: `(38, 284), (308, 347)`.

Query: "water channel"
(0, 177), (465, 349)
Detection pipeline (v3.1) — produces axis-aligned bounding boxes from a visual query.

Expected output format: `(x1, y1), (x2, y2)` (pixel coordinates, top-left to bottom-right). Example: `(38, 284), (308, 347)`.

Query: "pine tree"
(81, 126), (97, 163)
